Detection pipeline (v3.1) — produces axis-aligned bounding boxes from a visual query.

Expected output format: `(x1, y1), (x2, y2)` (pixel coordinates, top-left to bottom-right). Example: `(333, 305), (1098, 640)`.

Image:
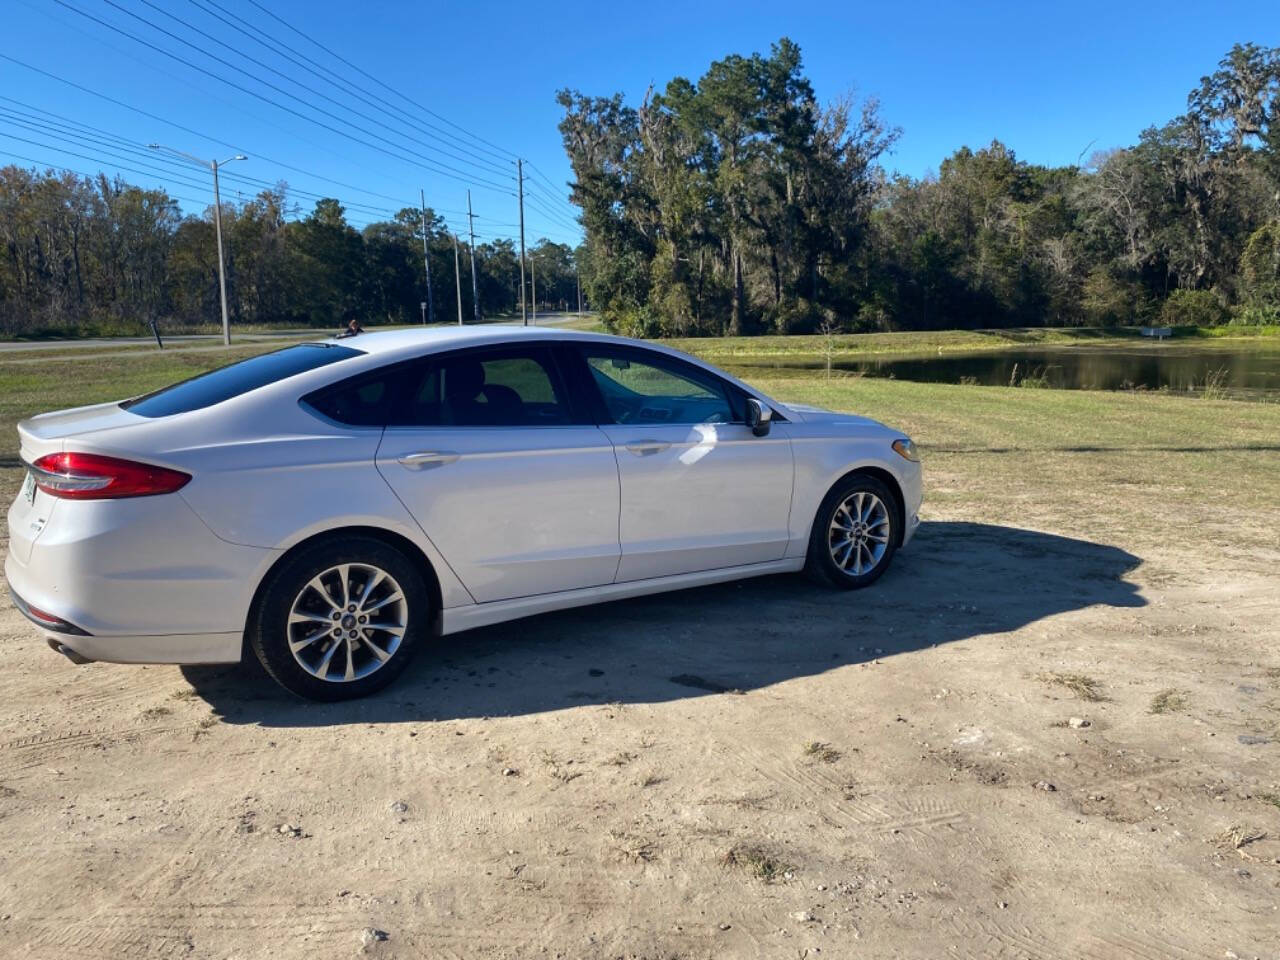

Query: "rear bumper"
(45, 628), (241, 665)
(8, 565), (245, 664)
(5, 490), (276, 664)
(6, 552), (248, 665)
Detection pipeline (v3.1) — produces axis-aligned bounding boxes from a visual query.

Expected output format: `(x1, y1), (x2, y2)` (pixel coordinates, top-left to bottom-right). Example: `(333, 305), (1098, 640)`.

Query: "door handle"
(624, 440), (671, 456)
(397, 451), (459, 469)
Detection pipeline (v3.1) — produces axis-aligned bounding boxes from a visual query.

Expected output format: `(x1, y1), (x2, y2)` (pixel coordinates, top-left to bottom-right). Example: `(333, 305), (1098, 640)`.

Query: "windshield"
(122, 343), (363, 418)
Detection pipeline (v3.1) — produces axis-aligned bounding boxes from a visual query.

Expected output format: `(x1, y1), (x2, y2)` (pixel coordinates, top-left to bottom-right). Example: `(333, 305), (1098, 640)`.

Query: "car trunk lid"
(9, 402), (152, 565)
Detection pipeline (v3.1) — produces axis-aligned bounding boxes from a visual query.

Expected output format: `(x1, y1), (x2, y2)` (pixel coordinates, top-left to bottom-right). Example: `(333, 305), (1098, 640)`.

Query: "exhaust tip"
(46, 637), (94, 665)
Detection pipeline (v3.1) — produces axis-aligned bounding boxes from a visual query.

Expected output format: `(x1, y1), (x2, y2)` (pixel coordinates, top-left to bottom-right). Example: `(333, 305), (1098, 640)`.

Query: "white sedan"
(6, 327), (922, 700)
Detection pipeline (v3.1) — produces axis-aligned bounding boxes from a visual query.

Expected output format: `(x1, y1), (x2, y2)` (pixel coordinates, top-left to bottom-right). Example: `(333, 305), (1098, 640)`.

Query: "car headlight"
(892, 438), (919, 462)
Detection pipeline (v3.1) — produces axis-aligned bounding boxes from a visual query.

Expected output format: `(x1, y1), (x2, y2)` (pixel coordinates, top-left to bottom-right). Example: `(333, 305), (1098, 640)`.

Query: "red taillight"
(30, 452), (191, 500)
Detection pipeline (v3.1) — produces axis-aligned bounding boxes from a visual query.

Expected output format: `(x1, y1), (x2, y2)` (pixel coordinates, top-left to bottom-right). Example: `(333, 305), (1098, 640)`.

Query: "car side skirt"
(440, 558), (806, 635)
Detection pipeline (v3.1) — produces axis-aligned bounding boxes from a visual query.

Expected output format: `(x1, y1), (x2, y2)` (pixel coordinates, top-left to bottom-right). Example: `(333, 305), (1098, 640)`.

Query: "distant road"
(0, 331), (311, 353)
(0, 314), (596, 354)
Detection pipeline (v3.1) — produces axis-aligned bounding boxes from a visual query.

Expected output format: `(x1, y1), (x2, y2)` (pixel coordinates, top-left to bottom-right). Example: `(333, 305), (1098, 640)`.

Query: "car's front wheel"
(248, 535), (429, 701)
(805, 474), (899, 589)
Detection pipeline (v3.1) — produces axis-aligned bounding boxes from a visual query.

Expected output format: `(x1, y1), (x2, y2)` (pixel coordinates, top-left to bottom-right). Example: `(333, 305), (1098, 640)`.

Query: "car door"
(565, 342), (794, 582)
(372, 343), (621, 603)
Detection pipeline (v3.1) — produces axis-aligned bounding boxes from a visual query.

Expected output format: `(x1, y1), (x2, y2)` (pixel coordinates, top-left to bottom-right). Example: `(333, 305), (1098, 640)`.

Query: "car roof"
(316, 324), (624, 359)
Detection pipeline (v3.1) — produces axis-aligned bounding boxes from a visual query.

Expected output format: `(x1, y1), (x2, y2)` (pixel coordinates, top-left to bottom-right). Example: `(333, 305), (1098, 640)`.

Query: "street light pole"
(150, 144), (246, 346)
(211, 159), (231, 346)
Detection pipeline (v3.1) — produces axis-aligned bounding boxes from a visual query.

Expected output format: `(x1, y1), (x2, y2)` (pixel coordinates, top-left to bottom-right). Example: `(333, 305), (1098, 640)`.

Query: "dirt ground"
(1, 385), (1278, 959)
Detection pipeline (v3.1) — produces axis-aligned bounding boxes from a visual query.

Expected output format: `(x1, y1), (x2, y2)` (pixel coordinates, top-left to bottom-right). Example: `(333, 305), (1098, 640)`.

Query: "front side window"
(581, 347), (738, 425)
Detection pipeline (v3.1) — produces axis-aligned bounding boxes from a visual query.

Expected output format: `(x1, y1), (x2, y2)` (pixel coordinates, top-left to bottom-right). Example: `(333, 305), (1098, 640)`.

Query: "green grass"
(1039, 672), (1108, 702)
(665, 326), (1277, 363)
(2, 332), (1278, 554)
(1150, 689), (1189, 714)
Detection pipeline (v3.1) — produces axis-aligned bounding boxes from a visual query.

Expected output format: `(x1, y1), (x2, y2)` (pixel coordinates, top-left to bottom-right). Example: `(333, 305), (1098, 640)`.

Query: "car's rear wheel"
(249, 536), (429, 701)
(805, 474), (899, 589)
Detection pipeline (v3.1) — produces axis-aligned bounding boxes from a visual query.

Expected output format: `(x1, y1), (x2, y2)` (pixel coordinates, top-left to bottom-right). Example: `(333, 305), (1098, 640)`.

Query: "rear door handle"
(397, 451), (459, 469)
(624, 440), (671, 456)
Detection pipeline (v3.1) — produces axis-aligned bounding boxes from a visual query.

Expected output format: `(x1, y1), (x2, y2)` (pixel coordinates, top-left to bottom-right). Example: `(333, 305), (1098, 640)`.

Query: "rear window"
(122, 343), (363, 418)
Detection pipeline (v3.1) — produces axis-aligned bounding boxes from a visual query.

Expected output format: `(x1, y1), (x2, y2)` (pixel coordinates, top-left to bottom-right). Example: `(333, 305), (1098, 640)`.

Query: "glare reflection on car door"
(576, 346), (794, 582)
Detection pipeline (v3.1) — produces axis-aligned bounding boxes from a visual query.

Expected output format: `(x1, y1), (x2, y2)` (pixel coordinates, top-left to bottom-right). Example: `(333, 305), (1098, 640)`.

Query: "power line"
(0, 149), (213, 209)
(96, 0), (515, 190)
(130, 0), (514, 182)
(524, 159), (575, 210)
(523, 188), (582, 232)
(0, 105), (409, 219)
(10, 0), (399, 178)
(51, 0), (516, 194)
(243, 0), (519, 168)
(185, 0), (516, 180)
(0, 52), (436, 210)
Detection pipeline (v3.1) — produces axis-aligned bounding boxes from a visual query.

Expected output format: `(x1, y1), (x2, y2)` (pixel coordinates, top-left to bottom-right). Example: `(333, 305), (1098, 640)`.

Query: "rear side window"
(304, 346), (577, 427)
(123, 343), (363, 418)
(402, 351), (571, 427)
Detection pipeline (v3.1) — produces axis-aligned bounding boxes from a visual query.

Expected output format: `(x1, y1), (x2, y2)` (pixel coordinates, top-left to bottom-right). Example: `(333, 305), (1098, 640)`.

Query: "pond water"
(733, 343), (1280, 398)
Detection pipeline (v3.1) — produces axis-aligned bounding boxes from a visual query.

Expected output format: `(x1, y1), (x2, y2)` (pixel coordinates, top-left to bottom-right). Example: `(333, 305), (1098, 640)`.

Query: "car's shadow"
(182, 521), (1145, 726)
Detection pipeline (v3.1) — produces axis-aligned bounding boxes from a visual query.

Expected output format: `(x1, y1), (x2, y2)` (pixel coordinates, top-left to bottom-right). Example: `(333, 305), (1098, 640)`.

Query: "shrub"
(1160, 288), (1230, 327)
(1230, 303), (1280, 326)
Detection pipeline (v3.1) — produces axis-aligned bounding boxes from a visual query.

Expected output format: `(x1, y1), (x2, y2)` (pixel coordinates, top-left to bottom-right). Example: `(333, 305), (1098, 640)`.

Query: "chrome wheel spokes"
(287, 563), (408, 683)
(827, 491), (890, 576)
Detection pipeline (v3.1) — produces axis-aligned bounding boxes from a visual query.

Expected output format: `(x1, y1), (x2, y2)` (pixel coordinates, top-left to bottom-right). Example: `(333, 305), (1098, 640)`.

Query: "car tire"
(804, 474), (900, 590)
(248, 535), (430, 701)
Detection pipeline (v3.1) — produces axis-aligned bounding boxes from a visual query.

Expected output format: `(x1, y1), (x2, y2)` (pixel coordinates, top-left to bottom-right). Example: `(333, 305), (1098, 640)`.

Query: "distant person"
(337, 317), (364, 338)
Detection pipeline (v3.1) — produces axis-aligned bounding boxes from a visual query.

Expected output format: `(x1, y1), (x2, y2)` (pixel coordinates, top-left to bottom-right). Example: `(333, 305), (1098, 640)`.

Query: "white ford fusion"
(7, 326), (922, 700)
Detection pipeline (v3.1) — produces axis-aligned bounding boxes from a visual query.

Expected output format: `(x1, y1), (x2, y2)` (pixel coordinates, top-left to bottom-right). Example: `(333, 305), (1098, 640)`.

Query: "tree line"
(560, 39), (1280, 336)
(0, 171), (580, 335)
(4, 40), (1278, 339)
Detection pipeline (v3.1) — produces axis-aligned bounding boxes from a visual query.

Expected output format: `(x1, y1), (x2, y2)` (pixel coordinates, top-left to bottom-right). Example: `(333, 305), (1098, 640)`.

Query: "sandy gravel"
(1, 454), (1278, 958)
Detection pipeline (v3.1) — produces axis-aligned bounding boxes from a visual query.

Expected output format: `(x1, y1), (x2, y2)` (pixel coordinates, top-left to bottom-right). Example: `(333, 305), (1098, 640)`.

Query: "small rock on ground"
(359, 927), (389, 951)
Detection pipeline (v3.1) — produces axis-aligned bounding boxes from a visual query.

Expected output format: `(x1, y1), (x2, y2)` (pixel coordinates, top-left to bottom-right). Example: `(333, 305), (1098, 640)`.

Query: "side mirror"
(746, 397), (772, 437)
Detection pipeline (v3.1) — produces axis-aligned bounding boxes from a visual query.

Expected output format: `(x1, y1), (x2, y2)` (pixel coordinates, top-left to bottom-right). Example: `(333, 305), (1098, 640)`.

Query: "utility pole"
(530, 251), (537, 324)
(149, 144), (245, 345)
(576, 265), (582, 317)
(517, 158), (527, 325)
(452, 232), (463, 325)
(466, 190), (480, 323)
(210, 160), (231, 346)
(419, 190), (434, 325)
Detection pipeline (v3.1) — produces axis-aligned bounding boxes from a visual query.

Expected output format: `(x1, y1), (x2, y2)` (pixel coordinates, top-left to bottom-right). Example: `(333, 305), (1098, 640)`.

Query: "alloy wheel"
(827, 491), (891, 577)
(286, 563), (408, 683)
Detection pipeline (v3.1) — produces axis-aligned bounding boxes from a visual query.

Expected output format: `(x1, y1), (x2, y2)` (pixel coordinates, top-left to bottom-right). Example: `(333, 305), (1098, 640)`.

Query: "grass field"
(670, 324), (1280, 364)
(1, 334), (1276, 539)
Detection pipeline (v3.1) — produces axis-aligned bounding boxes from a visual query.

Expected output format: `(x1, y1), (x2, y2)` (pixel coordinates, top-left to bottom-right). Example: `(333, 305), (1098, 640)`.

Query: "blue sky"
(3, 0), (1276, 246)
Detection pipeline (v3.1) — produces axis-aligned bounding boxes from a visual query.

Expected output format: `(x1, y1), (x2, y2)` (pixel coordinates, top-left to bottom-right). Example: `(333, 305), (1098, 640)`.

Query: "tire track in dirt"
(944, 915), (1084, 960)
(1079, 928), (1219, 959)
(0, 723), (188, 772)
(717, 737), (972, 844)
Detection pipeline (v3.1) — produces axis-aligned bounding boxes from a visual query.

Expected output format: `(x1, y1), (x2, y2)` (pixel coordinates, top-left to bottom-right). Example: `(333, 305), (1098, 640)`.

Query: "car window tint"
(304, 372), (397, 426)
(124, 343), (363, 418)
(583, 350), (735, 425)
(398, 348), (571, 427)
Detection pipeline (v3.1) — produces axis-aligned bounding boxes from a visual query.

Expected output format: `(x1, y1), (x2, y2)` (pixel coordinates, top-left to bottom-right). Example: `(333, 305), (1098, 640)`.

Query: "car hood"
(777, 402), (892, 431)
